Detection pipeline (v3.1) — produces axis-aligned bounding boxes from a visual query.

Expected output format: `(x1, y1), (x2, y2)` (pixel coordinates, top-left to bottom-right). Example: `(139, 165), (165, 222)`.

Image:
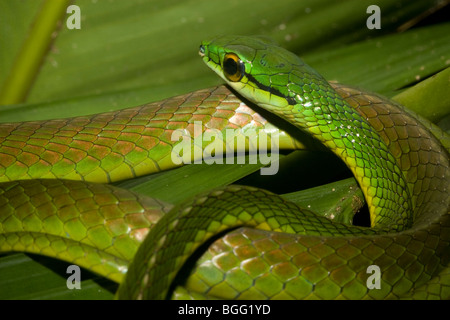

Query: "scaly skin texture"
(0, 86), (301, 183)
(1, 36), (449, 299)
(168, 83), (450, 300)
(0, 179), (172, 282)
(117, 36), (449, 299)
(0, 85), (300, 283)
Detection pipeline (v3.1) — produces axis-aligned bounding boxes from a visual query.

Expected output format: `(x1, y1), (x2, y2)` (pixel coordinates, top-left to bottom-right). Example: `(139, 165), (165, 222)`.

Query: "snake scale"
(0, 36), (449, 299)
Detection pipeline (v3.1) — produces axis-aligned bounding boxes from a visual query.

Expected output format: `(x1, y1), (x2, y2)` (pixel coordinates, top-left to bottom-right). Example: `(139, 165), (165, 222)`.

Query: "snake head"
(199, 35), (328, 112)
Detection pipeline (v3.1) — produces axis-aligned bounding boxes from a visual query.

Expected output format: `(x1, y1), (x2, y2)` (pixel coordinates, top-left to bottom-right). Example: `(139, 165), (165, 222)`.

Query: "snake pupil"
(224, 58), (237, 75)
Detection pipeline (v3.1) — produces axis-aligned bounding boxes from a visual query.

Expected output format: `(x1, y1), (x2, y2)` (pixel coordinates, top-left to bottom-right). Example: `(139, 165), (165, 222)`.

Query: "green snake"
(1, 35), (449, 299)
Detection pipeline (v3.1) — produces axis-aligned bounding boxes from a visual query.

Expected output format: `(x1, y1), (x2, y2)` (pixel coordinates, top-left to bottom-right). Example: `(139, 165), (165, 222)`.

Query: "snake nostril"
(199, 45), (205, 56)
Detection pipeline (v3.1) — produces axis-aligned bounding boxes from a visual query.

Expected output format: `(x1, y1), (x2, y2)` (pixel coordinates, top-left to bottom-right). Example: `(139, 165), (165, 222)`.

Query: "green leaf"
(282, 178), (365, 225)
(116, 156), (269, 205)
(0, 253), (116, 299)
(0, 0), (70, 104)
(305, 22), (450, 98)
(393, 67), (450, 122)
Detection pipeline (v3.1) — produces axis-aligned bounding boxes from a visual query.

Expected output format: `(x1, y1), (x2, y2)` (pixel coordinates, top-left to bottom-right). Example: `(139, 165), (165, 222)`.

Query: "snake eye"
(223, 53), (244, 82)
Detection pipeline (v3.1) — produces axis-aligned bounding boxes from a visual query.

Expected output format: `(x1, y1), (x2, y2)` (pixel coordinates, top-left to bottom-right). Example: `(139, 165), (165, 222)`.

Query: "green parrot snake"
(0, 35), (449, 299)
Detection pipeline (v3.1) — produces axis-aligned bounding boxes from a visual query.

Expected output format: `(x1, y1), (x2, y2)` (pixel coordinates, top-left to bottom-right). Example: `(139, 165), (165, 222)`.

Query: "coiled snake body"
(0, 36), (449, 299)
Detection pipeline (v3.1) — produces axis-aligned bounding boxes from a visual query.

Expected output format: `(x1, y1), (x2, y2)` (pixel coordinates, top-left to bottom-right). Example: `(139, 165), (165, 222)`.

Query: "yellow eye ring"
(223, 53), (244, 82)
